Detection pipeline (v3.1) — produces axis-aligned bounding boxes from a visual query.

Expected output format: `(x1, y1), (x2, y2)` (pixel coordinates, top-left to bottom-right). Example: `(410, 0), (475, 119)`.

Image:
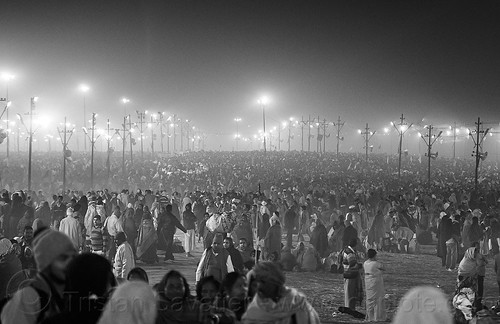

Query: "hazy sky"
(1, 1), (500, 152)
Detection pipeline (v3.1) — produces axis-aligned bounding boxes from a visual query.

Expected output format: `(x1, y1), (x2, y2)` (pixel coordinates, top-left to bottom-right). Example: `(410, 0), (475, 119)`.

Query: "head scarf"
(98, 281), (157, 324)
(392, 286), (453, 324)
(0, 238), (13, 256)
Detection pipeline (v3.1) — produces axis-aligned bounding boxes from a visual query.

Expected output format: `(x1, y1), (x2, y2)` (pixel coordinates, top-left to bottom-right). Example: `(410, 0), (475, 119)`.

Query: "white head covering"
(0, 238), (13, 256)
(392, 286), (453, 324)
(98, 281), (157, 324)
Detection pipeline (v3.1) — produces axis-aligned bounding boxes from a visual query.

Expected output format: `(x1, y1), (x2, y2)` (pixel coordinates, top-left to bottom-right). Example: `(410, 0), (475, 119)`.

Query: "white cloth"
(106, 214), (123, 237)
(59, 215), (82, 249)
(114, 242), (135, 279)
(184, 229), (195, 253)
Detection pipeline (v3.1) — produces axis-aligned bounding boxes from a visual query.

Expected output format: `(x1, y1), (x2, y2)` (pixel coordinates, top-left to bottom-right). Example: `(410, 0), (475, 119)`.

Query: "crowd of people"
(1, 150), (500, 323)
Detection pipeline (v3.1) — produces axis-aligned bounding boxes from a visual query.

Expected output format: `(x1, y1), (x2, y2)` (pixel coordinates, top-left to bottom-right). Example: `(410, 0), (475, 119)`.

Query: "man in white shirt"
(104, 206), (123, 262)
(59, 207), (82, 250)
(113, 232), (135, 279)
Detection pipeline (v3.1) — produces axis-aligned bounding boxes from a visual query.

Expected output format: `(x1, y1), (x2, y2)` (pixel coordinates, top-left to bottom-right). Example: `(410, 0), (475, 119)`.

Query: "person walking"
(182, 203), (197, 258)
(59, 207), (83, 251)
(113, 232), (135, 280)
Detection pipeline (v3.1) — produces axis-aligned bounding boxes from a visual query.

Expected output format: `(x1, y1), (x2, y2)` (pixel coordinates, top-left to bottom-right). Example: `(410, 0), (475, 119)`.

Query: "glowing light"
(79, 84), (90, 93)
(1, 73), (15, 81)
(257, 96), (269, 105)
(384, 127), (389, 133)
(121, 97), (130, 104)
(357, 129), (362, 134)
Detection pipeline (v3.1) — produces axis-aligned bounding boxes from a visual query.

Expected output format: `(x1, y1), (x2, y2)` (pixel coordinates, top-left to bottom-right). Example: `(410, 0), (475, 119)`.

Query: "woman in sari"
(363, 249), (386, 321)
(136, 212), (158, 264)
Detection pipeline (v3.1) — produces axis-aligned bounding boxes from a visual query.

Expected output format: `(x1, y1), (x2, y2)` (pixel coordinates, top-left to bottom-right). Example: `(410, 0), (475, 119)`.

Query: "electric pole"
(420, 125), (442, 186)
(392, 114), (412, 179)
(136, 110), (147, 159)
(333, 116), (345, 157)
(360, 123), (376, 162)
(469, 117), (489, 190)
(57, 117), (75, 192)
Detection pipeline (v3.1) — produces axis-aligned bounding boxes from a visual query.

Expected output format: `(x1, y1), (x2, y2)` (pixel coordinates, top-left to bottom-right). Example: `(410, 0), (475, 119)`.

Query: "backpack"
(0, 281), (50, 324)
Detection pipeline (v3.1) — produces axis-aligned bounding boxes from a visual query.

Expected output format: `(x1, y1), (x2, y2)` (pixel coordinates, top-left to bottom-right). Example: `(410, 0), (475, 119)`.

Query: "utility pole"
(57, 117), (75, 192)
(105, 119), (120, 182)
(316, 115), (320, 153)
(360, 123), (376, 162)
(186, 119), (190, 152)
(180, 117), (184, 151)
(470, 117), (489, 190)
(121, 116), (128, 176)
(452, 122), (457, 159)
(149, 116), (155, 158)
(128, 115), (133, 166)
(136, 110), (147, 159)
(420, 125), (442, 186)
(83, 113), (99, 189)
(392, 114), (412, 179)
(300, 116), (305, 151)
(288, 119), (293, 152)
(173, 114), (177, 153)
(322, 119), (328, 153)
(158, 112), (165, 153)
(308, 115), (312, 152)
(333, 116), (345, 157)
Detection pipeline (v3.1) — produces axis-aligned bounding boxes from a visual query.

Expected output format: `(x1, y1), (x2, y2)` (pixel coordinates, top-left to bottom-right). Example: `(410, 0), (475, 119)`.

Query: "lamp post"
(136, 110), (147, 158)
(105, 119), (120, 181)
(258, 97), (268, 153)
(234, 117), (241, 150)
(392, 114), (412, 179)
(83, 113), (99, 189)
(420, 125), (442, 186)
(17, 97), (38, 191)
(57, 118), (75, 192)
(2, 73), (14, 158)
(79, 84), (90, 152)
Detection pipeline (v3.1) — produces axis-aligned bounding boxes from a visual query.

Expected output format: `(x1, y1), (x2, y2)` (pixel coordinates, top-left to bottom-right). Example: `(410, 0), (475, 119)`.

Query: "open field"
(141, 235), (500, 323)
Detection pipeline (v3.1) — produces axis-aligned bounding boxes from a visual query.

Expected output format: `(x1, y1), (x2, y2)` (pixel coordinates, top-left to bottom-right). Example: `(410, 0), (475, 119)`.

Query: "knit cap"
(33, 229), (76, 271)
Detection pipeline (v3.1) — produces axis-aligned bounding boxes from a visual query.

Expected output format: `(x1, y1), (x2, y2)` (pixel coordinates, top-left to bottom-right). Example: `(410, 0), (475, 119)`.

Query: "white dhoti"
(184, 229), (196, 253)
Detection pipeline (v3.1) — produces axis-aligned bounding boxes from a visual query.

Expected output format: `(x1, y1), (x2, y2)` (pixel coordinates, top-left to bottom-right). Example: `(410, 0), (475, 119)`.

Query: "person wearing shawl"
(309, 215), (329, 258)
(121, 203), (138, 256)
(363, 249), (386, 321)
(342, 238), (363, 310)
(467, 217), (484, 249)
(136, 211), (158, 264)
(242, 261), (320, 324)
(458, 247), (479, 292)
(98, 281), (156, 324)
(0, 238), (24, 300)
(367, 209), (386, 251)
(392, 286), (453, 324)
(33, 201), (51, 232)
(329, 220), (345, 252)
(43, 253), (116, 324)
(264, 213), (282, 261)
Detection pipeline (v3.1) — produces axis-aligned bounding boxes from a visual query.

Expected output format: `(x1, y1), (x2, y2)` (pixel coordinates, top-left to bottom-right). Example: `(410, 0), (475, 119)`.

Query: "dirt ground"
(141, 234), (500, 323)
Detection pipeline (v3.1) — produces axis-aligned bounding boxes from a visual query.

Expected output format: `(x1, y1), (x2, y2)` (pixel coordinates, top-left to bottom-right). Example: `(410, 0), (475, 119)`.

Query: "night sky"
(1, 1), (500, 152)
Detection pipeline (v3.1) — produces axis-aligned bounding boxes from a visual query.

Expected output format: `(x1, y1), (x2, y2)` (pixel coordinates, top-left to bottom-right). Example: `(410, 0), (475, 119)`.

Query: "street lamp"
(234, 117), (242, 151)
(2, 73), (15, 158)
(79, 84), (90, 151)
(17, 97), (38, 191)
(257, 97), (269, 152)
